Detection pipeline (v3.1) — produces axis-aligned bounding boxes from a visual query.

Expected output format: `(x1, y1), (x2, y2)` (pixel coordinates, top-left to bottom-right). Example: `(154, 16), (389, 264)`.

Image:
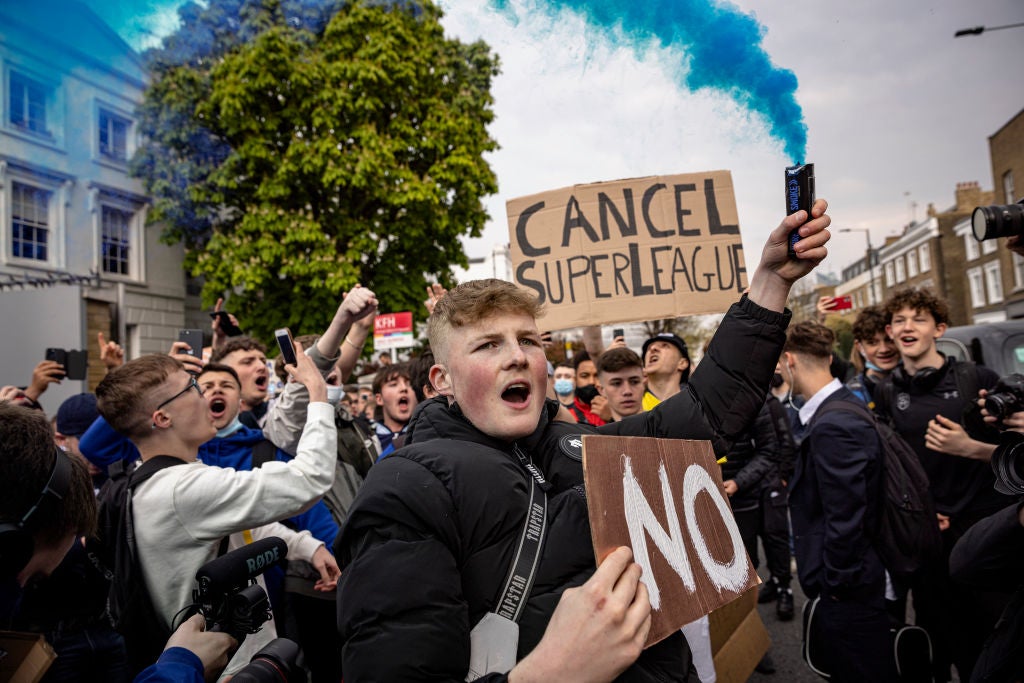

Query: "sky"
(84, 0), (1024, 276)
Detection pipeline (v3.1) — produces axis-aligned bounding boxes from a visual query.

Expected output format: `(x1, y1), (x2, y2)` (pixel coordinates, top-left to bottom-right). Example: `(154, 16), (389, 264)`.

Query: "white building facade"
(0, 1), (187, 411)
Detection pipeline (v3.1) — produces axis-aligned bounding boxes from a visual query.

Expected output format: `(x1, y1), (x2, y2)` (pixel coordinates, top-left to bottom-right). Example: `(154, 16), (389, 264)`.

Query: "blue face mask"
(216, 416), (243, 438)
(553, 378), (574, 396)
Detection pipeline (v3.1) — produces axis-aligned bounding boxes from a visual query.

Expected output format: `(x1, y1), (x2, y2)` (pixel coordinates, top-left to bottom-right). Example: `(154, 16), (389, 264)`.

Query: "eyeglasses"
(155, 376), (204, 413)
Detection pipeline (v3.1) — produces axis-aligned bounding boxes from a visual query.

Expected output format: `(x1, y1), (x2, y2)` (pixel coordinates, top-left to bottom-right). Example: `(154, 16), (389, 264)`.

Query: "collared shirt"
(798, 378), (843, 427)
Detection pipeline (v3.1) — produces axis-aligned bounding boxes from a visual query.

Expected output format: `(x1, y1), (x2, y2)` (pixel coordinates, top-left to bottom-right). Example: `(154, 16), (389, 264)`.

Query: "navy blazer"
(789, 386), (887, 606)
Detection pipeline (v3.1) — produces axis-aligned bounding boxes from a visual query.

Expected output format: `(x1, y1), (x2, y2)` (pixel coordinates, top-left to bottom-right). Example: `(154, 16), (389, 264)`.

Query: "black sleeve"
(809, 414), (881, 596)
(734, 403), (779, 493)
(600, 295), (789, 456)
(336, 456), (492, 682)
(949, 500), (1024, 588)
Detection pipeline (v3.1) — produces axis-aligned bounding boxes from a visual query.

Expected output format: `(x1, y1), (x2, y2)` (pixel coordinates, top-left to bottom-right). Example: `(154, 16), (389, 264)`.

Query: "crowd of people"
(1, 197), (1022, 683)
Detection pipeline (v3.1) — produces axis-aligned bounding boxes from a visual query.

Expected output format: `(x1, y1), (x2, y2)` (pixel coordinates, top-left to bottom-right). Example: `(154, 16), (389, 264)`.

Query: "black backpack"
(93, 456), (187, 675)
(813, 400), (943, 581)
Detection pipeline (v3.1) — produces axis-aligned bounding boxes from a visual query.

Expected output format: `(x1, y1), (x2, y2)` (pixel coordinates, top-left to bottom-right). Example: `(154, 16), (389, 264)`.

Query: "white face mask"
(326, 385), (345, 406)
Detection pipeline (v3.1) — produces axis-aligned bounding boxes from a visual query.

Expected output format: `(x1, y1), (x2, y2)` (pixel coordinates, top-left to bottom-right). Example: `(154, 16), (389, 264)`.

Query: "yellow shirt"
(642, 390), (661, 412)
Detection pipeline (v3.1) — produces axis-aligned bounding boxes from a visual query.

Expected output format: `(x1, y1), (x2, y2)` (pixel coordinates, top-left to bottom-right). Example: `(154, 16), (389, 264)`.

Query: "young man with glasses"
(95, 346), (339, 677)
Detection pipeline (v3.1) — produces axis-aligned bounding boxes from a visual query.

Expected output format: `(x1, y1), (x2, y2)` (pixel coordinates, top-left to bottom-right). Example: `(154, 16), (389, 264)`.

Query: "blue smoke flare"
(490, 0), (808, 162)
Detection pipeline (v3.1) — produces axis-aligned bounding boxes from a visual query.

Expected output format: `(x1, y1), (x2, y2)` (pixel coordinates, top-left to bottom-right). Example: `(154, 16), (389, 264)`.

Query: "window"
(885, 261), (895, 286)
(1014, 252), (1024, 290)
(965, 234), (980, 260)
(101, 206), (132, 275)
(9, 72), (49, 135)
(982, 238), (998, 255)
(98, 109), (130, 161)
(985, 261), (1003, 304)
(11, 181), (51, 261)
(895, 256), (906, 282)
(1005, 170), (1016, 203)
(919, 243), (931, 271)
(968, 267), (985, 308)
(907, 250), (918, 278)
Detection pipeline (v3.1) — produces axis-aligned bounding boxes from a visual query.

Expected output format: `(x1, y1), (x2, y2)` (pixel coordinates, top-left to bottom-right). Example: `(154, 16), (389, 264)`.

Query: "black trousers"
(812, 598), (897, 683)
(733, 486), (791, 586)
(912, 511), (1012, 683)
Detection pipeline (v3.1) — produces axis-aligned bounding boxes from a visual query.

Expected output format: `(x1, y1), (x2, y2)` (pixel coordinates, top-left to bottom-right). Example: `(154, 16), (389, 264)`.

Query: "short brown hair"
(0, 403), (96, 545)
(96, 354), (182, 440)
(427, 279), (543, 363)
(198, 363), (241, 388)
(783, 321), (835, 360)
(209, 336), (267, 364)
(884, 287), (950, 326)
(596, 348), (643, 375)
(373, 363), (411, 395)
(851, 305), (890, 342)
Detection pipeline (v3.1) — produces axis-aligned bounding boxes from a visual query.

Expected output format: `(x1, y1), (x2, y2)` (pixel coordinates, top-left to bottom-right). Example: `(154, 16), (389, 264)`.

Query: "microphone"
(195, 536), (288, 598)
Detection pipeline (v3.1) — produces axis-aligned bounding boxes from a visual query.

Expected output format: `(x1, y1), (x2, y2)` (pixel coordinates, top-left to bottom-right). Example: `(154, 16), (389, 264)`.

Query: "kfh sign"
(506, 171), (748, 330)
(582, 435), (757, 646)
(373, 312), (414, 351)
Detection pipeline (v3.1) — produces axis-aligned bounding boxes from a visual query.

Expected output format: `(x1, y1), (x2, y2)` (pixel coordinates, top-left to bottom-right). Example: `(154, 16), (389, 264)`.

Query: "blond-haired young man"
(335, 203), (831, 681)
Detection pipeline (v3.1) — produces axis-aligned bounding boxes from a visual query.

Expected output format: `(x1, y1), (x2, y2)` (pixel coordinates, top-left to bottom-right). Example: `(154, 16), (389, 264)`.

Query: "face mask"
(575, 384), (599, 404)
(553, 379), (574, 396)
(770, 372), (784, 389)
(326, 385), (345, 405)
(216, 416), (243, 438)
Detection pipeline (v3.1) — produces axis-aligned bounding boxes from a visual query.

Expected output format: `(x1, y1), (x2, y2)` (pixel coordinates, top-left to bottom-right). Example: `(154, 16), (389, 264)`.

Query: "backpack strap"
(127, 455), (188, 489)
(250, 439), (278, 469)
(952, 359), (980, 404)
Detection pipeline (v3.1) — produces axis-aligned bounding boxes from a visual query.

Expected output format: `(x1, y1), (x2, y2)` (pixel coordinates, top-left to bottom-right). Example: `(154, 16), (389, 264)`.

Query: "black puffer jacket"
(720, 399), (785, 511)
(335, 296), (789, 681)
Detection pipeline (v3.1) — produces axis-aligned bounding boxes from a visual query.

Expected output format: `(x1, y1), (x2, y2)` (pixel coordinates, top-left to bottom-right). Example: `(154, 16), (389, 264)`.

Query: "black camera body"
(190, 538), (285, 644)
(197, 582), (272, 643)
(982, 373), (1024, 422)
(972, 199), (1024, 242)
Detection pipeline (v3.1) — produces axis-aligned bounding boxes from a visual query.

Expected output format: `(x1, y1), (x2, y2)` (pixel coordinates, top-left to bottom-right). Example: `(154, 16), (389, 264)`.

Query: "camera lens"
(972, 203), (1024, 242)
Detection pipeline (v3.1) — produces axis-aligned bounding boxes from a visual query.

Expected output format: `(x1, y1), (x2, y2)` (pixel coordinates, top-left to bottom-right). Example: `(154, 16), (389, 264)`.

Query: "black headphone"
(891, 364), (943, 392)
(0, 447), (73, 578)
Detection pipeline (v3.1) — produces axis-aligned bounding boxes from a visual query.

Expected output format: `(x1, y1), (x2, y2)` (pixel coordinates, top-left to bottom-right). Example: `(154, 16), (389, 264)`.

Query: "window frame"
(984, 260), (1003, 304)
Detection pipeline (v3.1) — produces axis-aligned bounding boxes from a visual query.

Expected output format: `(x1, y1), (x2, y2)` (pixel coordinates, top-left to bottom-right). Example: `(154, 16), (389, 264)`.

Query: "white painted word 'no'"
(621, 456), (748, 610)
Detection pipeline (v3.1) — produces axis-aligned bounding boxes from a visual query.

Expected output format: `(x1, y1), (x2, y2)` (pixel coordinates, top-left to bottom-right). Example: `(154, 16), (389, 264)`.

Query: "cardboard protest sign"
(582, 435), (758, 646)
(506, 171), (747, 330)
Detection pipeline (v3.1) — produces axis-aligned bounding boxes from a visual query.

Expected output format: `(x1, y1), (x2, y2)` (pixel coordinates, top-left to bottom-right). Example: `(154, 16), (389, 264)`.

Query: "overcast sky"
(438, 0), (1023, 276)
(94, 0), (1024, 277)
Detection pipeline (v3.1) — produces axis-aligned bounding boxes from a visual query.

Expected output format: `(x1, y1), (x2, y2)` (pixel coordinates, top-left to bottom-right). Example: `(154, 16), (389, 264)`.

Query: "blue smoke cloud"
(489, 0), (808, 162)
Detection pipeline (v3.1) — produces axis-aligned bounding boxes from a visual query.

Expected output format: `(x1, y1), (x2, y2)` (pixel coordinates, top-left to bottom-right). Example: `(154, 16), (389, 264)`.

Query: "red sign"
(374, 312), (413, 334)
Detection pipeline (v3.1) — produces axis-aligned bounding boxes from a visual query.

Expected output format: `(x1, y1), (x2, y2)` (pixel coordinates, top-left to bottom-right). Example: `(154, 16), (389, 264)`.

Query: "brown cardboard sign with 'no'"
(506, 171), (747, 331)
(582, 435), (759, 647)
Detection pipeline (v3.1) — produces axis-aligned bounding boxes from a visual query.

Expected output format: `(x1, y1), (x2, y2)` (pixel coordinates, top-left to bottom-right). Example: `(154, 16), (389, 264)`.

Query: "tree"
(133, 0), (499, 340)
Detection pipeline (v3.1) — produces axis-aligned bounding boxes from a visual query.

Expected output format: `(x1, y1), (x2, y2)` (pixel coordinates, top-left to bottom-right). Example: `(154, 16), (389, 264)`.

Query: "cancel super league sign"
(507, 171), (747, 329)
(582, 435), (758, 647)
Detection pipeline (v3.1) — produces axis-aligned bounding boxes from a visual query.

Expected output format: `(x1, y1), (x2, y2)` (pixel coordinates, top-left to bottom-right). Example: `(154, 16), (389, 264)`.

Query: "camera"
(991, 431), (1024, 496)
(190, 538), (285, 643)
(231, 638), (304, 683)
(981, 373), (1024, 422)
(972, 199), (1024, 242)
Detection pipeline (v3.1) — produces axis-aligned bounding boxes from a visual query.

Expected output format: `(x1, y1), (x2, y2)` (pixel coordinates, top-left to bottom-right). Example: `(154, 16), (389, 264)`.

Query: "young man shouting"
(334, 201), (831, 681)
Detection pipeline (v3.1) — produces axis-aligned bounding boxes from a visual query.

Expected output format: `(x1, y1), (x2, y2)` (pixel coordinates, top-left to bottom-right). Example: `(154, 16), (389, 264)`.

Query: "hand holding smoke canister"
(785, 163), (815, 258)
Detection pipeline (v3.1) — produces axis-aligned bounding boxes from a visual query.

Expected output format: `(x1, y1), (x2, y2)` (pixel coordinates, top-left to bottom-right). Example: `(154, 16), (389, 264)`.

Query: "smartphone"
(209, 310), (243, 337)
(612, 328), (625, 340)
(275, 328), (297, 367)
(784, 163), (815, 258)
(177, 329), (205, 357)
(45, 348), (68, 378)
(832, 295), (853, 311)
(65, 350), (88, 380)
